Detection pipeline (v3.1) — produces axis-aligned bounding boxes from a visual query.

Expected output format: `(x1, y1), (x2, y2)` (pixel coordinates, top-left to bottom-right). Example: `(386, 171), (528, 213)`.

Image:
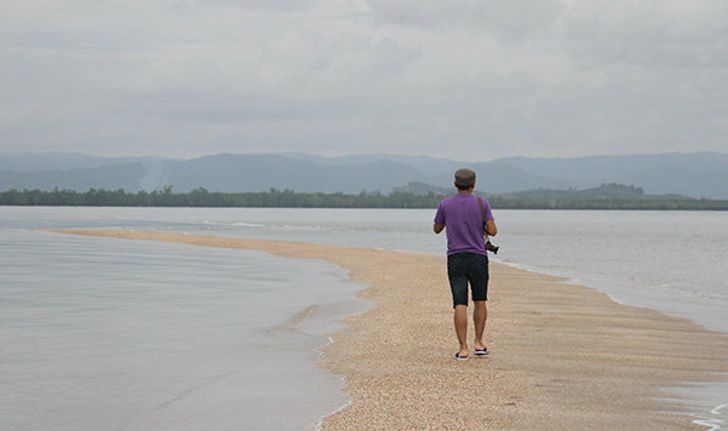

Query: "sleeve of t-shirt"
(434, 202), (445, 224)
(483, 198), (495, 222)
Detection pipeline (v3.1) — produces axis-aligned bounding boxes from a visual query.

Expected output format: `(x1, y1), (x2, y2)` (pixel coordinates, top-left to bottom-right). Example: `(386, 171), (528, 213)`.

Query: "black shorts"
(447, 252), (489, 308)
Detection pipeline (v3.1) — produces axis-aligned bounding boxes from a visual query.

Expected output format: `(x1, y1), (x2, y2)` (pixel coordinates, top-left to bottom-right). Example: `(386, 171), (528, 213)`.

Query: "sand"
(49, 229), (728, 430)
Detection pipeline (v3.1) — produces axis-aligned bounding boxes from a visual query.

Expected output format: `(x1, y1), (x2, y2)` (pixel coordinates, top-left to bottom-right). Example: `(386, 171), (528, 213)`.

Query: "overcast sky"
(1, 0), (727, 160)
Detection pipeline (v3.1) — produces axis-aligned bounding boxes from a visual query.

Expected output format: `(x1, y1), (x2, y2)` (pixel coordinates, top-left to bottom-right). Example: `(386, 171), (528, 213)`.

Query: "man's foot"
(474, 342), (488, 356)
(453, 352), (469, 361)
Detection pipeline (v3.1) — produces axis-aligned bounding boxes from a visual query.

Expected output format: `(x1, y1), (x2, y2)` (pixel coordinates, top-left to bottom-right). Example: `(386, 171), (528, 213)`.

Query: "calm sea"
(0, 209), (368, 431)
(1, 207), (726, 429)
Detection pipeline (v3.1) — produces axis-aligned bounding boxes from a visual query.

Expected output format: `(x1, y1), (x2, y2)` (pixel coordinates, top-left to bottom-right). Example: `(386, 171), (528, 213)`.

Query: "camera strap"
(477, 196), (487, 235)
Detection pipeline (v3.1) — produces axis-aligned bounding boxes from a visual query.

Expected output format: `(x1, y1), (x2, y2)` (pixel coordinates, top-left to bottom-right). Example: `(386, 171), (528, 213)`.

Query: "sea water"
(1, 206), (727, 429)
(0, 212), (368, 431)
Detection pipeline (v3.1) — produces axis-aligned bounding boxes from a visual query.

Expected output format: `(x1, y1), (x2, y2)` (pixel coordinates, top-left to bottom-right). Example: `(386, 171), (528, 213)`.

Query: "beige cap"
(454, 168), (476, 187)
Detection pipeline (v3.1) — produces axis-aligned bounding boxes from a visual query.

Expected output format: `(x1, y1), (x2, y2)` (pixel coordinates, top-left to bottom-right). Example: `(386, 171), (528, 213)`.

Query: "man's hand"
(485, 220), (497, 236)
(433, 223), (445, 234)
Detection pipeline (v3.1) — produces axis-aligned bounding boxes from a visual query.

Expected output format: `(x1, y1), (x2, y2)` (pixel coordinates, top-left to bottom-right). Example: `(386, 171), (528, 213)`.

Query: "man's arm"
(433, 223), (445, 234)
(485, 220), (497, 237)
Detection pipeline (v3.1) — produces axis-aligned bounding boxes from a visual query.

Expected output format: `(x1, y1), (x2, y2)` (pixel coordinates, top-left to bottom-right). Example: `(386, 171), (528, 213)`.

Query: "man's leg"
(448, 254), (469, 357)
(473, 300), (487, 350)
(454, 304), (469, 357)
(471, 253), (490, 352)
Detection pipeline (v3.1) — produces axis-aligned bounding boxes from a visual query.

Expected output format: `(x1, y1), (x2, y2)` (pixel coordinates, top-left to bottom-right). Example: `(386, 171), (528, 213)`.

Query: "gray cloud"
(203, 0), (309, 10)
(1, 0), (726, 160)
(366, 0), (564, 43)
(561, 0), (728, 68)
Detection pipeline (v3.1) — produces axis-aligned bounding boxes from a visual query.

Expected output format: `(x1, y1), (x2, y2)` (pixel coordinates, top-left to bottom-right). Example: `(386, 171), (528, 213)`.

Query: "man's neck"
(458, 189), (473, 196)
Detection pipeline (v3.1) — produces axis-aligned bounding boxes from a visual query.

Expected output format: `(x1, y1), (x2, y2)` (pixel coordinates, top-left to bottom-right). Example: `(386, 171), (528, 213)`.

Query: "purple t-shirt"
(434, 194), (494, 256)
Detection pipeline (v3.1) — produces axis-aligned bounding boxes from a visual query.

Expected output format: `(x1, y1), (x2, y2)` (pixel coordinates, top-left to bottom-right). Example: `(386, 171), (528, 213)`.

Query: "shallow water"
(0, 222), (367, 431)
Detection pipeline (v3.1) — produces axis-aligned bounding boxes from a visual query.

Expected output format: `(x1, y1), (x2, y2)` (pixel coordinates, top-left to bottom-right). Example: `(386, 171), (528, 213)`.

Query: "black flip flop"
(474, 348), (489, 357)
(453, 352), (469, 361)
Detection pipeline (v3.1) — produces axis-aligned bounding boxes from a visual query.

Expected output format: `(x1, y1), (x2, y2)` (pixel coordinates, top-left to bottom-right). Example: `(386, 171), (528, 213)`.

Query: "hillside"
(0, 151), (726, 199)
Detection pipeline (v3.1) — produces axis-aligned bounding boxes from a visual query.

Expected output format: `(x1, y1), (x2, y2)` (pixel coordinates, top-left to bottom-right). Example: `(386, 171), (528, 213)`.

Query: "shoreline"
(493, 257), (728, 337)
(48, 228), (728, 430)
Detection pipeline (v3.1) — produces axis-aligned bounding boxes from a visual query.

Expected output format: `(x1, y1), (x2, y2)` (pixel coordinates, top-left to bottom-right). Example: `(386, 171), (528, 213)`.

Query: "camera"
(485, 240), (499, 254)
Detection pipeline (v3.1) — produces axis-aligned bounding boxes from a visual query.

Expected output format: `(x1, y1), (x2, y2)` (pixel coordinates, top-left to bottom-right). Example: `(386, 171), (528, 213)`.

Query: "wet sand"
(49, 229), (728, 430)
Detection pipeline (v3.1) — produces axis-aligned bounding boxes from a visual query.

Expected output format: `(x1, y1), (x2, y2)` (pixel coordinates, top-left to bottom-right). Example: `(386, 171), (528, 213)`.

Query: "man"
(433, 168), (497, 361)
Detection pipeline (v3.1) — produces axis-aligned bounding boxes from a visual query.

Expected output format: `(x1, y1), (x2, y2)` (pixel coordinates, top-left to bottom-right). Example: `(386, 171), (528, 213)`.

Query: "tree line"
(1, 187), (727, 210)
(0, 187), (442, 208)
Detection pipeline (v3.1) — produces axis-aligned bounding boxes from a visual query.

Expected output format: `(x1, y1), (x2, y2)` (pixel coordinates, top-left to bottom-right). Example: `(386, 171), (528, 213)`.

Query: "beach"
(51, 229), (728, 430)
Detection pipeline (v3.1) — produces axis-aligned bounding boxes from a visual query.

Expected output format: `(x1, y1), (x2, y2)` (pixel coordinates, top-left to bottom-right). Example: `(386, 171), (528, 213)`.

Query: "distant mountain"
(0, 151), (726, 198)
(497, 152), (728, 199)
(0, 153), (427, 194)
(0, 152), (164, 172)
(0, 163), (148, 191)
(392, 182), (452, 196)
(161, 154), (425, 193)
(483, 183), (724, 210)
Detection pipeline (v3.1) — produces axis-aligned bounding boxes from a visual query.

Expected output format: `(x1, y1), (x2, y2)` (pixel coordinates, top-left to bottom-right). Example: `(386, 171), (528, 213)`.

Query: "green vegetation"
(488, 183), (728, 210)
(0, 187), (442, 208)
(1, 184), (727, 210)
